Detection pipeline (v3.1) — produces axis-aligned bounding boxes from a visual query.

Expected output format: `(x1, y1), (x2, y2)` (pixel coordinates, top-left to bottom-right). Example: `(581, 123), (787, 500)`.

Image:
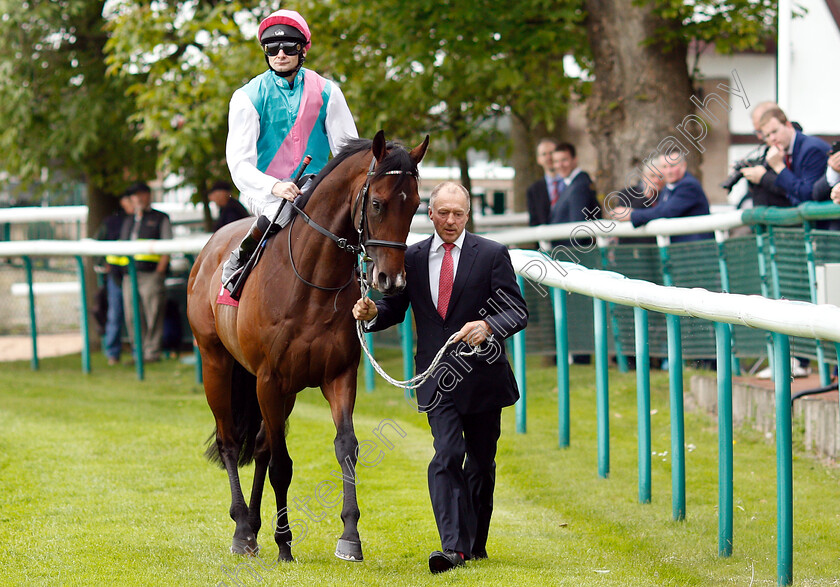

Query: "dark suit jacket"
(548, 171), (601, 225)
(630, 171), (712, 243)
(214, 197), (251, 231)
(526, 177), (551, 226)
(773, 131), (830, 205)
(367, 232), (528, 414)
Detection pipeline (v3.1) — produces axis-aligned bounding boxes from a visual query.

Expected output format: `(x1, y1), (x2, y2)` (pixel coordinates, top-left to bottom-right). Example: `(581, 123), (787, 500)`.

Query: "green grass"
(1, 351), (839, 586)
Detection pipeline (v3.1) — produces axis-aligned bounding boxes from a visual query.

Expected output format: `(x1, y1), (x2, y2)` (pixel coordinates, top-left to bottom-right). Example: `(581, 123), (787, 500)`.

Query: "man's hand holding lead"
(453, 320), (492, 346)
(352, 297), (378, 321)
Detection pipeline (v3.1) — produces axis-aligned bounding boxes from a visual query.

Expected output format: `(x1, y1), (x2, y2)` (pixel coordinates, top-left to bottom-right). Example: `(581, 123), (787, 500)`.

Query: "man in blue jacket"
(741, 106), (829, 206)
(612, 154), (712, 243)
(352, 182), (528, 573)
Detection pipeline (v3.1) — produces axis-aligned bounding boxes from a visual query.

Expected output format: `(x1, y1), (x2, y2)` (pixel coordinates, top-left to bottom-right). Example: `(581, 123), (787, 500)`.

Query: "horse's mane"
(297, 138), (419, 209)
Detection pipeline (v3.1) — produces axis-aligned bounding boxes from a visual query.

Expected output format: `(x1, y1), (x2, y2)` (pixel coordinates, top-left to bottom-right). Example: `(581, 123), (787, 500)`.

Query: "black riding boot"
(222, 215), (272, 297)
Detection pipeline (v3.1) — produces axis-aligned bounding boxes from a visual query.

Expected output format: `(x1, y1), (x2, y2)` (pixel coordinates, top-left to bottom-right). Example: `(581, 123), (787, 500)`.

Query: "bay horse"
(187, 131), (428, 563)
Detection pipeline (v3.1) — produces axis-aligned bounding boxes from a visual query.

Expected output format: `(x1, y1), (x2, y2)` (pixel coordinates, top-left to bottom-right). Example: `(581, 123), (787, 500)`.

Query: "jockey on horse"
(222, 8), (358, 298)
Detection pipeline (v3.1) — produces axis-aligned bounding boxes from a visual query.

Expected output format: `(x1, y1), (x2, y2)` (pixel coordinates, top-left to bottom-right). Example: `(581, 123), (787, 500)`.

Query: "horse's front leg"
(323, 369), (363, 561)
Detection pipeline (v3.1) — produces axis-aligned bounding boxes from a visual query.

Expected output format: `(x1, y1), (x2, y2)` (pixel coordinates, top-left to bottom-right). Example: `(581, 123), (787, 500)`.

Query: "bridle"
(285, 153), (417, 292)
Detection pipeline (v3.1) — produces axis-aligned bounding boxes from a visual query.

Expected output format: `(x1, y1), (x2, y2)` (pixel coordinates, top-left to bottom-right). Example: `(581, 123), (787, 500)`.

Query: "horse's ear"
(372, 130), (387, 162)
(409, 135), (430, 165)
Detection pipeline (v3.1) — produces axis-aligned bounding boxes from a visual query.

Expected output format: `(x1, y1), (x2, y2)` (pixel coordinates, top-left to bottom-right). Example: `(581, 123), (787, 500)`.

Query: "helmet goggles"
(262, 40), (304, 57)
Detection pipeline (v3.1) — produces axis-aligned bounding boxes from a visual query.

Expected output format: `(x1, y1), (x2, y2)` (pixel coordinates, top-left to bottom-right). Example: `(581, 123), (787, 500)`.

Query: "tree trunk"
(458, 154), (476, 234)
(583, 0), (695, 200)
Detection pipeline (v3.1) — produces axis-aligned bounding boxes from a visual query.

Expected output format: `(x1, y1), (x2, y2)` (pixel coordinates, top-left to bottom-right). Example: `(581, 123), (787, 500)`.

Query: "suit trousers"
(426, 392), (501, 555)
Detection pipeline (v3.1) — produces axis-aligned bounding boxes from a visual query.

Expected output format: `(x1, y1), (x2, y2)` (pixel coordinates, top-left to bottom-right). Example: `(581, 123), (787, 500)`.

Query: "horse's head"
(358, 130), (429, 295)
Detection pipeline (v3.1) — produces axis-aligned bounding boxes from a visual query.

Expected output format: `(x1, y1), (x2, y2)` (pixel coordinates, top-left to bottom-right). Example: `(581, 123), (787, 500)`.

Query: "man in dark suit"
(352, 181), (528, 573)
(612, 154), (712, 243)
(742, 106), (829, 206)
(548, 142), (601, 225)
(526, 138), (558, 227)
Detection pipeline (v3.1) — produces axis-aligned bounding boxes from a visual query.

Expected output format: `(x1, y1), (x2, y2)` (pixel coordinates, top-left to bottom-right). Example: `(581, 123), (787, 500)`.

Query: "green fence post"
(194, 341), (203, 385)
(599, 242), (628, 373)
(715, 322), (733, 557)
(754, 225), (775, 370)
(666, 313), (685, 521)
(514, 276), (527, 434)
(715, 231), (740, 375)
(22, 256), (39, 371)
(773, 332), (793, 586)
(553, 287), (570, 448)
(400, 308), (414, 400)
(634, 307), (651, 504)
(74, 256), (91, 374)
(594, 297), (609, 478)
(657, 237), (674, 287)
(364, 332), (375, 393)
(126, 259), (144, 381)
(802, 221), (831, 386)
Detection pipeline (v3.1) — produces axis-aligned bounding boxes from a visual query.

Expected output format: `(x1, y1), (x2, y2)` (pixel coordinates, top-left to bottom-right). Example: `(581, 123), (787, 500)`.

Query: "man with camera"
(741, 106), (829, 207)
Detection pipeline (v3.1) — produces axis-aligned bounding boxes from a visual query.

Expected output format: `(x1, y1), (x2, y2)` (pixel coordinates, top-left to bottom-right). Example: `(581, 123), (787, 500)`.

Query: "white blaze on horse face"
(400, 191), (407, 202)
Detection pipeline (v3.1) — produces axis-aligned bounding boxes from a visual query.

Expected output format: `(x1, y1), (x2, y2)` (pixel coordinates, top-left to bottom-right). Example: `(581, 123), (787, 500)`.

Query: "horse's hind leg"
(323, 371), (363, 562)
(246, 424), (269, 548)
(203, 348), (259, 555)
(262, 389), (297, 562)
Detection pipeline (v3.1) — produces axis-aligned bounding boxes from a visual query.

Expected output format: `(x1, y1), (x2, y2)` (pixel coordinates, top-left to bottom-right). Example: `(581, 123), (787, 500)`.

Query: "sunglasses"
(263, 41), (303, 57)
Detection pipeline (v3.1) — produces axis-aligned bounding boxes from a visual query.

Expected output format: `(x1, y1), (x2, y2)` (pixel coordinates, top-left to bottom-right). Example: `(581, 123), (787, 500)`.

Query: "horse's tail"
(204, 360), (262, 468)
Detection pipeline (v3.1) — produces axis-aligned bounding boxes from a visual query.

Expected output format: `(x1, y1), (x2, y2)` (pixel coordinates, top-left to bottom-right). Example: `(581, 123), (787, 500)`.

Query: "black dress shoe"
(470, 548), (488, 560)
(429, 549), (465, 573)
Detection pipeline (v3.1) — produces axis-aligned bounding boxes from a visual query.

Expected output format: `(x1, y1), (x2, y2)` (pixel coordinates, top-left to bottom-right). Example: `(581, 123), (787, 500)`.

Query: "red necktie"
(549, 179), (559, 206)
(784, 153), (792, 169)
(437, 243), (455, 319)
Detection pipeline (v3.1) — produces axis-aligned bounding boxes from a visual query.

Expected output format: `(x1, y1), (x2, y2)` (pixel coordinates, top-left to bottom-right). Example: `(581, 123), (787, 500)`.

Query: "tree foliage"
(0, 0), (156, 211)
(104, 0), (268, 205)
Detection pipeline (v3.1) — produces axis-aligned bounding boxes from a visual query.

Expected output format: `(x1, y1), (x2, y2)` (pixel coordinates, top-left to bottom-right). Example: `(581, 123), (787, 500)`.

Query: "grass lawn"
(1, 350), (838, 586)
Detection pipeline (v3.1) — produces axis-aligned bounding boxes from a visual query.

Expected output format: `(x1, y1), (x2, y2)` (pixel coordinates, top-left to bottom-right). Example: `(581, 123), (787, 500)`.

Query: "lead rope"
(354, 258), (480, 390)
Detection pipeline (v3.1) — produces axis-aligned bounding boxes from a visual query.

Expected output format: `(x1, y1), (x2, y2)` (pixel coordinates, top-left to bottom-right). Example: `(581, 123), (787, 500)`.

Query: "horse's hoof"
(335, 539), (364, 562)
(277, 545), (294, 562)
(230, 536), (259, 556)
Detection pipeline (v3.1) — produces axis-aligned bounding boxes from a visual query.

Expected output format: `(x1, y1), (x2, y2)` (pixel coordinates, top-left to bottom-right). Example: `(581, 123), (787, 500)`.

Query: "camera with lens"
(721, 145), (769, 192)
(829, 141), (840, 157)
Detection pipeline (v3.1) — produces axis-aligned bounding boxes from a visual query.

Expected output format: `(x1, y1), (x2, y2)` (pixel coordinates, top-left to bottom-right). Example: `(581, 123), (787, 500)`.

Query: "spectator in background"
(96, 193), (134, 365)
(741, 106), (829, 206)
(611, 154), (712, 242)
(810, 146), (840, 230)
(548, 142), (601, 225)
(737, 101), (791, 208)
(526, 138), (558, 227)
(811, 147), (840, 202)
(614, 166), (664, 244)
(120, 182), (172, 364)
(208, 180), (250, 231)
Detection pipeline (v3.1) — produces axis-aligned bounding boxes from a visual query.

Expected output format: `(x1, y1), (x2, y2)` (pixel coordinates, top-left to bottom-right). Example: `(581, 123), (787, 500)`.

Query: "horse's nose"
(376, 272), (406, 295)
(376, 272), (392, 293)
